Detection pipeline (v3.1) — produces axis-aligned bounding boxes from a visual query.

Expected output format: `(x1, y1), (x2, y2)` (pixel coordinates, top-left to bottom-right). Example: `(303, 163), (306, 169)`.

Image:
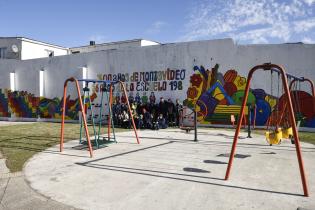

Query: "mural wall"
(184, 64), (315, 127)
(0, 63), (314, 128)
(0, 89), (80, 120)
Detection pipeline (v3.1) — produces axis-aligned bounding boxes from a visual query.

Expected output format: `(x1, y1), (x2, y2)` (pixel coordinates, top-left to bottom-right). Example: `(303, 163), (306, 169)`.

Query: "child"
(158, 114), (168, 129)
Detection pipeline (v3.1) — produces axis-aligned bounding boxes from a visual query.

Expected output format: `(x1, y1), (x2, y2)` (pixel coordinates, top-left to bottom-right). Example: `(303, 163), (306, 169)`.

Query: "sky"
(0, 0), (315, 47)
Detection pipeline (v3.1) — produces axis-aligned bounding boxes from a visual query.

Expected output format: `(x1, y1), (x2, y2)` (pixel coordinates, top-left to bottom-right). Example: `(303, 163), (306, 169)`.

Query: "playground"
(0, 63), (314, 210)
(23, 128), (315, 210)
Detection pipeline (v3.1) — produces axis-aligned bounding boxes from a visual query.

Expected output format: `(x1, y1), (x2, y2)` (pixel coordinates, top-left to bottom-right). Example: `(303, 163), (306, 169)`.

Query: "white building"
(70, 39), (160, 54)
(0, 37), (69, 60)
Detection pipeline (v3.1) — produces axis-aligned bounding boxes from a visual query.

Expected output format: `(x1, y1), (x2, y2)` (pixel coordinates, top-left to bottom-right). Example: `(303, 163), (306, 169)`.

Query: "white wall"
(141, 40), (160, 46)
(1, 38), (315, 100)
(21, 40), (68, 60)
(70, 39), (160, 54)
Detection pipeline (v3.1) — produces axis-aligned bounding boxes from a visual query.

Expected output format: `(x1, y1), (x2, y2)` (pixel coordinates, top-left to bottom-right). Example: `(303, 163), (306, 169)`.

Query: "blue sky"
(1, 0), (315, 47)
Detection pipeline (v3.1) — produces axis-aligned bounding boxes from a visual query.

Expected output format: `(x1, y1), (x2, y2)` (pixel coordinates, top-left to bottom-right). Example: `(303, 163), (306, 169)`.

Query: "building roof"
(70, 38), (161, 50)
(0, 37), (68, 50)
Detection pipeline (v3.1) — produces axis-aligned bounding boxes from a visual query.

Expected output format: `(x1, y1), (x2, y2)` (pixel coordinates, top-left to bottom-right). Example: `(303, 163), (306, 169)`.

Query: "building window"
(0, 47), (7, 59)
(10, 72), (15, 91)
(39, 70), (44, 97)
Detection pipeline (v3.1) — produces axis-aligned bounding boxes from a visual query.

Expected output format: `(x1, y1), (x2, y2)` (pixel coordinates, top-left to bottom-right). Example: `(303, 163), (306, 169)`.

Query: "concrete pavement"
(0, 153), (78, 210)
(24, 129), (315, 210)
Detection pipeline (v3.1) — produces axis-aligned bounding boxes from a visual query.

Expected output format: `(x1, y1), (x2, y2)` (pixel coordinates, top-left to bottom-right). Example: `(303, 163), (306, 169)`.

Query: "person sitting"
(143, 108), (153, 129)
(175, 99), (183, 127)
(158, 114), (168, 129)
(137, 114), (144, 129)
(167, 98), (175, 127)
(117, 113), (123, 128)
(122, 110), (130, 128)
(152, 119), (159, 130)
(158, 97), (168, 121)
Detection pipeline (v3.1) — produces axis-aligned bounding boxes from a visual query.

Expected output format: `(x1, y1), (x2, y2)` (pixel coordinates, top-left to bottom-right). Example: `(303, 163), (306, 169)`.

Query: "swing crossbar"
(270, 67), (303, 81)
(224, 63), (309, 197)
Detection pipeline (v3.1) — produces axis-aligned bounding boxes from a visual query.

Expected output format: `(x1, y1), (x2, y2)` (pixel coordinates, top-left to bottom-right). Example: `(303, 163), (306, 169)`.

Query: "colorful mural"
(184, 64), (315, 128)
(0, 89), (10, 117)
(0, 64), (314, 128)
(8, 90), (39, 118)
(39, 96), (80, 120)
(0, 89), (80, 120)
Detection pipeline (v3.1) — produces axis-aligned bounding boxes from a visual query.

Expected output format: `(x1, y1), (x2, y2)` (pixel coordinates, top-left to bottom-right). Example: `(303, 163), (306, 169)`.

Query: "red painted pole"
(225, 63), (309, 197)
(60, 79), (70, 152)
(289, 78), (315, 97)
(284, 77), (309, 197)
(119, 81), (140, 144)
(305, 78), (315, 114)
(289, 78), (315, 114)
(225, 68), (254, 180)
(74, 79), (93, 157)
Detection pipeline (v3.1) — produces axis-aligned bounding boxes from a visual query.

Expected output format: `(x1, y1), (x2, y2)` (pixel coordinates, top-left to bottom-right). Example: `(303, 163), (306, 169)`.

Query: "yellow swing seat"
(265, 128), (282, 145)
(282, 127), (293, 139)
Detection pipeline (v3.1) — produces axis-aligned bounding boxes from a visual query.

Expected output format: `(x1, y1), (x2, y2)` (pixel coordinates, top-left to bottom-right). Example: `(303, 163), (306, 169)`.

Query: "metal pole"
(60, 78), (93, 157)
(281, 71), (309, 197)
(247, 104), (252, 138)
(108, 84), (113, 140)
(194, 109), (197, 142)
(108, 84), (116, 142)
(60, 79), (69, 152)
(97, 86), (105, 141)
(119, 81), (140, 144)
(75, 79), (93, 157)
(225, 70), (252, 180)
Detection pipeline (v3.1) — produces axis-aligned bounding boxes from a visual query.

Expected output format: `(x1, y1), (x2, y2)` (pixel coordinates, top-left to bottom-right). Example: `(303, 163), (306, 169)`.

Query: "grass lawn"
(0, 122), (128, 173)
(0, 122), (314, 173)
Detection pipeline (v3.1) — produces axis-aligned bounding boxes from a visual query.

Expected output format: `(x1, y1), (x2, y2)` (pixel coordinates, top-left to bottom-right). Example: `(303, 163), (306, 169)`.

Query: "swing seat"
(265, 128), (282, 145)
(282, 127), (293, 139)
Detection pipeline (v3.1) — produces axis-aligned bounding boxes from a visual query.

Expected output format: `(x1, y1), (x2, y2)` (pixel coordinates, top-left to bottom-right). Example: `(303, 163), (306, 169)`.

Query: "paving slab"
(24, 129), (315, 210)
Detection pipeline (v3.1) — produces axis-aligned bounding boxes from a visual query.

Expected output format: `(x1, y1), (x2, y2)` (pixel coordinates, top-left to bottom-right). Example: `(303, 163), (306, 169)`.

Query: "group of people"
(112, 97), (183, 130)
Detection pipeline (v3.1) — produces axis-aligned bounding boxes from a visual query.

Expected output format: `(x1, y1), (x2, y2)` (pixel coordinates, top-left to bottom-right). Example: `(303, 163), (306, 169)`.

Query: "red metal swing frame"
(289, 77), (315, 114)
(224, 63), (309, 197)
(277, 77), (315, 127)
(60, 77), (140, 158)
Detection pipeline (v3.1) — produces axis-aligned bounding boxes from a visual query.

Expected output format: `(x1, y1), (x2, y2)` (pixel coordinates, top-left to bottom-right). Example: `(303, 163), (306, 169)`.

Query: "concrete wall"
(1, 38), (315, 97)
(0, 38), (314, 126)
(0, 38), (21, 59)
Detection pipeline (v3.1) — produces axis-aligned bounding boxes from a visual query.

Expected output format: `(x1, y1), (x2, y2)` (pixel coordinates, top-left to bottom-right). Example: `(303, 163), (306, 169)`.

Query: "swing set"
(60, 78), (140, 158)
(79, 82), (117, 148)
(266, 74), (315, 145)
(225, 63), (309, 197)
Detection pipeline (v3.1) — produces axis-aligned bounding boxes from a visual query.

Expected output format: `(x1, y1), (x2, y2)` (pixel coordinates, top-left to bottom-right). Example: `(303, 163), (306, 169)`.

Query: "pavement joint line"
(0, 177), (10, 205)
(0, 172), (23, 179)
